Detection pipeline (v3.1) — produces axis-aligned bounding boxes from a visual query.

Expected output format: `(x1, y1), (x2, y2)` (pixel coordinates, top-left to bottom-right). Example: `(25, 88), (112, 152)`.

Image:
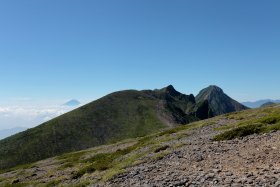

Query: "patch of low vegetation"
(57, 151), (92, 170)
(0, 163), (35, 175)
(59, 162), (74, 169)
(72, 164), (96, 179)
(38, 180), (62, 187)
(152, 150), (172, 161)
(71, 135), (157, 179)
(2, 182), (30, 187)
(214, 108), (280, 141)
(213, 123), (264, 141)
(259, 115), (280, 124)
(158, 120), (215, 136)
(58, 150), (88, 162)
(158, 128), (178, 136)
(154, 145), (170, 153)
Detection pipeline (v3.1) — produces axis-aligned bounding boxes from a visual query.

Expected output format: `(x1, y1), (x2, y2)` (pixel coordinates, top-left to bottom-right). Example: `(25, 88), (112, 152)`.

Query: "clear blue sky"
(1, 0), (280, 103)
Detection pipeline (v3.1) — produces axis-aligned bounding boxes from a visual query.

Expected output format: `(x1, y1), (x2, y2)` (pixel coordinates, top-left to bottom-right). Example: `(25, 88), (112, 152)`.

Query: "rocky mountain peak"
(160, 85), (181, 97)
(196, 85), (248, 116)
(207, 85), (224, 93)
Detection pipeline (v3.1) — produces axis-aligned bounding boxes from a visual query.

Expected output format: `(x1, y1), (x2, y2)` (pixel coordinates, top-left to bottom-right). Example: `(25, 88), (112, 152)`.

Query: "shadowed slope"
(196, 85), (248, 116)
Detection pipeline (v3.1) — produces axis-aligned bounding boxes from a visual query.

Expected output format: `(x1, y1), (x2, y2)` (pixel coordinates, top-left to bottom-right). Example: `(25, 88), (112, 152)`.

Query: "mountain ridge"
(261, 102), (276, 107)
(0, 127), (27, 140)
(0, 85), (246, 170)
(242, 99), (280, 108)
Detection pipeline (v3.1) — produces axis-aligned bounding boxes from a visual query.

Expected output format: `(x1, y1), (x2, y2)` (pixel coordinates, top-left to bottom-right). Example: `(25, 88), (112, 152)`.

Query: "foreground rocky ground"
(1, 106), (280, 186)
(107, 124), (280, 187)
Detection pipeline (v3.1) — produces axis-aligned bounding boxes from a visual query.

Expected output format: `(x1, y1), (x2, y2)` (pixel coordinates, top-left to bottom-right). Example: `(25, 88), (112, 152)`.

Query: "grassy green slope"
(58, 104), (280, 184)
(0, 85), (215, 170)
(2, 105), (280, 186)
(214, 105), (280, 141)
(0, 90), (167, 170)
(0, 119), (214, 187)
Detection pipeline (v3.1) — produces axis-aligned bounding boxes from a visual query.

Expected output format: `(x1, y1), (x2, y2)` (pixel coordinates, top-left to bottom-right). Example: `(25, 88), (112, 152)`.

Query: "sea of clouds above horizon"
(0, 104), (79, 130)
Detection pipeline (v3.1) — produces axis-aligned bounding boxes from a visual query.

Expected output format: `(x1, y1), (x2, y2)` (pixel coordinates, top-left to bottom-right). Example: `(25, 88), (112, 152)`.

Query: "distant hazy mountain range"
(260, 102), (276, 107)
(0, 85), (248, 170)
(242, 99), (280, 108)
(0, 127), (27, 140)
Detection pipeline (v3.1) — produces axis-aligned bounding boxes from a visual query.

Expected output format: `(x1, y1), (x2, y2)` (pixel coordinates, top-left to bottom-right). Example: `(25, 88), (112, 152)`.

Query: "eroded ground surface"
(107, 123), (280, 187)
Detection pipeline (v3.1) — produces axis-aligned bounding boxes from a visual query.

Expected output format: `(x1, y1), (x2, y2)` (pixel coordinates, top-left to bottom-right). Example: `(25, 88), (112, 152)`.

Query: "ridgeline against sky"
(0, 85), (247, 169)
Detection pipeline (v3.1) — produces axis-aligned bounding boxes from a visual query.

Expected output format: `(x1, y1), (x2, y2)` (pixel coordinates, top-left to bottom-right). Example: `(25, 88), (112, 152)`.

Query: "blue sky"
(0, 0), (280, 105)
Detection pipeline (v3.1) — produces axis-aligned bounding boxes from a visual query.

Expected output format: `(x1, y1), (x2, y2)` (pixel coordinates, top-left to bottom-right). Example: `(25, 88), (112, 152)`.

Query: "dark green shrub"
(213, 123), (264, 141)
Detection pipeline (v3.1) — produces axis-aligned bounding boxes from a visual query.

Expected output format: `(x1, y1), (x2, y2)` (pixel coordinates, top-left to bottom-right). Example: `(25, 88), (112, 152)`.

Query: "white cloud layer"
(0, 104), (78, 130)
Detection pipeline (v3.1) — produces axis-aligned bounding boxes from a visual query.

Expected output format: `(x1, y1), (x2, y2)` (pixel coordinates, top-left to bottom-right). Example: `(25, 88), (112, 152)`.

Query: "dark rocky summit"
(196, 85), (248, 116)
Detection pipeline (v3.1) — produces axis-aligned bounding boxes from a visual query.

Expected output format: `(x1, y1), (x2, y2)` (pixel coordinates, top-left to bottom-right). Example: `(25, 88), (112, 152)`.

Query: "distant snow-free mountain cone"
(63, 99), (81, 106)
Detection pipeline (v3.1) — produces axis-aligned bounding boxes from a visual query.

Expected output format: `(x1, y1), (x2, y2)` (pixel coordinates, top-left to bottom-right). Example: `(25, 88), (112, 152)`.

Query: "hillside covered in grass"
(1, 105), (280, 186)
(0, 118), (216, 187)
(213, 105), (280, 141)
(0, 85), (213, 170)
